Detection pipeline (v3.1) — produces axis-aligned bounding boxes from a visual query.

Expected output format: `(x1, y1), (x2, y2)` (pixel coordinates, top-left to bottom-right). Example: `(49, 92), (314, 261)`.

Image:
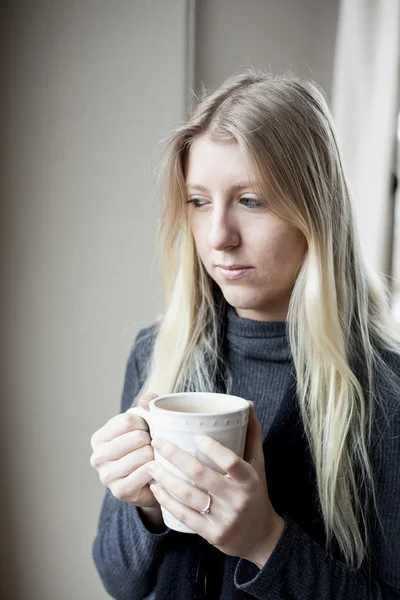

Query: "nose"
(207, 207), (240, 251)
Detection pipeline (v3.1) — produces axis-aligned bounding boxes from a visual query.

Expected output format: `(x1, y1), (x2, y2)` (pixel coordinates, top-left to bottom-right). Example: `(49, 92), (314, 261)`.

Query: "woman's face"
(185, 135), (307, 321)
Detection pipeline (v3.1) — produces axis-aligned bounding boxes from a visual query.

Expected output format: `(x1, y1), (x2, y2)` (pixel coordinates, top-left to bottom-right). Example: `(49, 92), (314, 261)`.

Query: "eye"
(184, 196), (264, 209)
(240, 197), (263, 209)
(184, 197), (208, 208)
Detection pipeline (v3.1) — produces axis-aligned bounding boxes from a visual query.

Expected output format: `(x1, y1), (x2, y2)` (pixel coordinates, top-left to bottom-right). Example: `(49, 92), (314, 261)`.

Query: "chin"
(220, 287), (265, 311)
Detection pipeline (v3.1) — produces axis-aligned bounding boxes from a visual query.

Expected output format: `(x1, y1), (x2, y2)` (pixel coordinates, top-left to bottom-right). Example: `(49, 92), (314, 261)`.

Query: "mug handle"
(126, 406), (156, 486)
(126, 406), (151, 429)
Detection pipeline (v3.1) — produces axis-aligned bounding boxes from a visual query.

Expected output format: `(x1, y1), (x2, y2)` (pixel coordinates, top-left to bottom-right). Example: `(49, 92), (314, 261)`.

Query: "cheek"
(254, 226), (306, 274)
(279, 231), (306, 277)
(190, 220), (208, 255)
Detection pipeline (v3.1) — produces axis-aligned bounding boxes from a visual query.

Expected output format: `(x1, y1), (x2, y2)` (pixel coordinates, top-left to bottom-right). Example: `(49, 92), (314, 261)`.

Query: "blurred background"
(1, 1), (399, 598)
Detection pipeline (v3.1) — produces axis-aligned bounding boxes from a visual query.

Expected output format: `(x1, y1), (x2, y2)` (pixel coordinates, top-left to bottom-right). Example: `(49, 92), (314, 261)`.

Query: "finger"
(91, 430), (151, 467)
(243, 402), (264, 470)
(150, 482), (211, 536)
(147, 460), (213, 514)
(109, 462), (155, 502)
(151, 438), (229, 497)
(91, 412), (148, 448)
(99, 444), (154, 486)
(138, 392), (159, 410)
(194, 435), (251, 482)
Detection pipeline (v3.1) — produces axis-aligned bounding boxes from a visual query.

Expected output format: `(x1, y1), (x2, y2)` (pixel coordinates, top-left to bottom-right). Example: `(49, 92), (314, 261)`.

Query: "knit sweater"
(92, 306), (400, 599)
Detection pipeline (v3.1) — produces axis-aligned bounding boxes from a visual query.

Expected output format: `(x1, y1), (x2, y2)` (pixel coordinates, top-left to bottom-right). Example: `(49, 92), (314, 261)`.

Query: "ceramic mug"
(127, 392), (250, 533)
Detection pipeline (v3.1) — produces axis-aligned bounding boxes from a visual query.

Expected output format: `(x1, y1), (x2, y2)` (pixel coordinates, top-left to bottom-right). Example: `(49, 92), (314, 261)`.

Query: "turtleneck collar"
(225, 304), (292, 362)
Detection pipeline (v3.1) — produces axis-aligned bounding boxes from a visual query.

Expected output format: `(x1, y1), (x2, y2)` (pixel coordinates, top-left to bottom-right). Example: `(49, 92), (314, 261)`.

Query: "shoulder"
(379, 347), (400, 375)
(134, 321), (160, 350)
(376, 348), (400, 403)
(130, 321), (160, 370)
(369, 350), (400, 494)
(371, 348), (400, 430)
(120, 321), (160, 412)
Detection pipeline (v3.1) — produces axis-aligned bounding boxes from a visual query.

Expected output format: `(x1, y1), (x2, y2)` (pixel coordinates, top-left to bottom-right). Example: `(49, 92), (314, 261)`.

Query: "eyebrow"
(186, 181), (256, 192)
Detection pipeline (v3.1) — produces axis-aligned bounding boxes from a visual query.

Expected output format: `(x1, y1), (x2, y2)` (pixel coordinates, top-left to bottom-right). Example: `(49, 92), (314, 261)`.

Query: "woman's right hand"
(90, 392), (159, 509)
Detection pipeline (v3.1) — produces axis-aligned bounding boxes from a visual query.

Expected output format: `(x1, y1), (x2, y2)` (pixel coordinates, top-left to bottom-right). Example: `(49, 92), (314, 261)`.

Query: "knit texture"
(92, 306), (400, 599)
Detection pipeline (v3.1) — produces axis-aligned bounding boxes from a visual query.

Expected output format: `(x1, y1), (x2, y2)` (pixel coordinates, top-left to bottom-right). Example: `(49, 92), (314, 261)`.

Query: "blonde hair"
(135, 70), (400, 569)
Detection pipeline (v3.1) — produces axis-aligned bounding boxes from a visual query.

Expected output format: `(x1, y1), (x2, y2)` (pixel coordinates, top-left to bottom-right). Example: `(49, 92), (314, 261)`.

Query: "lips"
(216, 266), (253, 280)
(216, 265), (252, 270)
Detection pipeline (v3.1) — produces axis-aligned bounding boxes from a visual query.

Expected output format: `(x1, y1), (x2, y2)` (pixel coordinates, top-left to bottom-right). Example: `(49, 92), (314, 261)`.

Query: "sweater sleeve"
(234, 394), (400, 599)
(92, 326), (173, 600)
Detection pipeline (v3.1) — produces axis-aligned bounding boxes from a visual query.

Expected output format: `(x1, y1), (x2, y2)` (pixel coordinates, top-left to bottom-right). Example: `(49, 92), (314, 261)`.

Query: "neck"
(233, 298), (289, 322)
(225, 304), (291, 362)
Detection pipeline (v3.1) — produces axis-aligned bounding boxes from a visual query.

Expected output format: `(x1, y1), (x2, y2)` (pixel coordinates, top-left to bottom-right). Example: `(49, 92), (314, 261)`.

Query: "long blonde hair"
(135, 70), (400, 569)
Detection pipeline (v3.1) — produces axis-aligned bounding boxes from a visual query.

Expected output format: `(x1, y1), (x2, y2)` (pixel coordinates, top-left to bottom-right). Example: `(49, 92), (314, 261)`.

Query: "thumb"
(138, 391), (159, 410)
(243, 402), (264, 470)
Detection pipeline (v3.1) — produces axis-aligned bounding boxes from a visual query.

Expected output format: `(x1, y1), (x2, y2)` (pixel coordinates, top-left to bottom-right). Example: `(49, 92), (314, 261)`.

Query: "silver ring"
(200, 492), (211, 515)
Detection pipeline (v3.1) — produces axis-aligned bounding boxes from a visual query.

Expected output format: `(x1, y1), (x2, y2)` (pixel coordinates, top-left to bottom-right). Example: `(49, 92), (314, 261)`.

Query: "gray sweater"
(92, 306), (400, 599)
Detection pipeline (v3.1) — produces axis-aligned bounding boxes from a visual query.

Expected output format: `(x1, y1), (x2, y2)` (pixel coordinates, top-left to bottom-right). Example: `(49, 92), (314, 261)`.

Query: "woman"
(90, 70), (400, 599)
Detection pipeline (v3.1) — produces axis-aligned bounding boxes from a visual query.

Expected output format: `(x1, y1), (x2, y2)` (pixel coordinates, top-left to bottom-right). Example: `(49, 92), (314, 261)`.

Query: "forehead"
(185, 136), (255, 189)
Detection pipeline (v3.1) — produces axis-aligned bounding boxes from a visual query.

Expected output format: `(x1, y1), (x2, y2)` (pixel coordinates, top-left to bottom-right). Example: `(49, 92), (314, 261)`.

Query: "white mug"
(127, 392), (250, 533)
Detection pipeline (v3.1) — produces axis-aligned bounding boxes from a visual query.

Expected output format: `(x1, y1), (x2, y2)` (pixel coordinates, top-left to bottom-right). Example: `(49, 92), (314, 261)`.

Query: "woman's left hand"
(147, 402), (285, 568)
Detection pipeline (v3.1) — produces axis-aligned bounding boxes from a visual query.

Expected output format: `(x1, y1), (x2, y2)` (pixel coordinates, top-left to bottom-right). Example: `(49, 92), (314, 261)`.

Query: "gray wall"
(1, 1), (187, 599)
(196, 0), (339, 101)
(1, 1), (339, 598)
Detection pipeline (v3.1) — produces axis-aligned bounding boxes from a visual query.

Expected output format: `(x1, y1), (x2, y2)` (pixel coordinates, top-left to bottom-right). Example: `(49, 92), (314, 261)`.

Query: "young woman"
(90, 70), (400, 600)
